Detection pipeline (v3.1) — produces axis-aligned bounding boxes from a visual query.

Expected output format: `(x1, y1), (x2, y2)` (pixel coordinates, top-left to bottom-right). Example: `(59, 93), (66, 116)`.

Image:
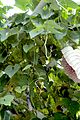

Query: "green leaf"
(15, 13), (29, 25)
(22, 64), (32, 71)
(0, 27), (19, 42)
(59, 0), (79, 8)
(29, 26), (44, 38)
(31, 17), (44, 27)
(43, 20), (64, 34)
(0, 74), (10, 92)
(4, 64), (20, 78)
(0, 95), (14, 106)
(31, 118), (41, 120)
(3, 111), (11, 120)
(54, 112), (69, 120)
(0, 71), (5, 78)
(35, 65), (46, 77)
(15, 85), (27, 93)
(8, 27), (19, 36)
(74, 90), (80, 99)
(36, 110), (45, 119)
(50, 0), (60, 10)
(0, 53), (7, 63)
(40, 8), (54, 19)
(46, 58), (57, 68)
(61, 98), (79, 116)
(44, 20), (63, 30)
(55, 32), (67, 40)
(0, 29), (8, 42)
(15, 0), (31, 10)
(23, 44), (34, 53)
(0, 1), (3, 5)
(69, 31), (80, 44)
(72, 0), (80, 5)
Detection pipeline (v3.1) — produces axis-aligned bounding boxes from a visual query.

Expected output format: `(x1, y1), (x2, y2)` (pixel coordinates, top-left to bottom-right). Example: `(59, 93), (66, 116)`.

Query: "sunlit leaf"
(22, 64), (31, 71)
(15, 13), (29, 25)
(23, 44), (34, 53)
(55, 32), (67, 40)
(5, 64), (20, 78)
(43, 20), (64, 34)
(59, 0), (78, 8)
(44, 20), (63, 30)
(40, 8), (54, 19)
(0, 27), (19, 41)
(15, 0), (31, 10)
(72, 0), (80, 5)
(0, 95), (14, 106)
(50, 0), (60, 10)
(29, 26), (44, 38)
(36, 110), (45, 119)
(0, 71), (5, 77)
(15, 85), (27, 93)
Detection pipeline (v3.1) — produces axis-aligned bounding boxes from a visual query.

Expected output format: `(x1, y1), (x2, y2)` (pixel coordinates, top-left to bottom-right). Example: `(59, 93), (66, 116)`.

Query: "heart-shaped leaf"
(15, 85), (27, 93)
(5, 64), (20, 78)
(29, 26), (44, 38)
(0, 27), (19, 42)
(23, 44), (34, 53)
(0, 95), (14, 106)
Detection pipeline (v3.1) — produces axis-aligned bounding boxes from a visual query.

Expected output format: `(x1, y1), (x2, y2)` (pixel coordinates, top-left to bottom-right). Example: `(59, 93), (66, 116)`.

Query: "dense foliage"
(0, 0), (80, 119)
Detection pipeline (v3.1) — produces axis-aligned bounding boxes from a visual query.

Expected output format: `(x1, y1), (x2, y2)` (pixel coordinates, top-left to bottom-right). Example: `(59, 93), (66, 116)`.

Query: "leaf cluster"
(0, 0), (80, 119)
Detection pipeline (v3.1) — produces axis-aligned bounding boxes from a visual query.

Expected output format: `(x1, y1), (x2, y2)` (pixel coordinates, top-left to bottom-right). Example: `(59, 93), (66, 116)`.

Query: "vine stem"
(44, 34), (48, 58)
(55, 0), (68, 13)
(32, 0), (46, 16)
(26, 85), (33, 111)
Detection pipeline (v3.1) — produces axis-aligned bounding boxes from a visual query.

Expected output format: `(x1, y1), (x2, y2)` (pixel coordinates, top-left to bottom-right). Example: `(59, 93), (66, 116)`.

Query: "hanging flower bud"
(61, 46), (80, 83)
